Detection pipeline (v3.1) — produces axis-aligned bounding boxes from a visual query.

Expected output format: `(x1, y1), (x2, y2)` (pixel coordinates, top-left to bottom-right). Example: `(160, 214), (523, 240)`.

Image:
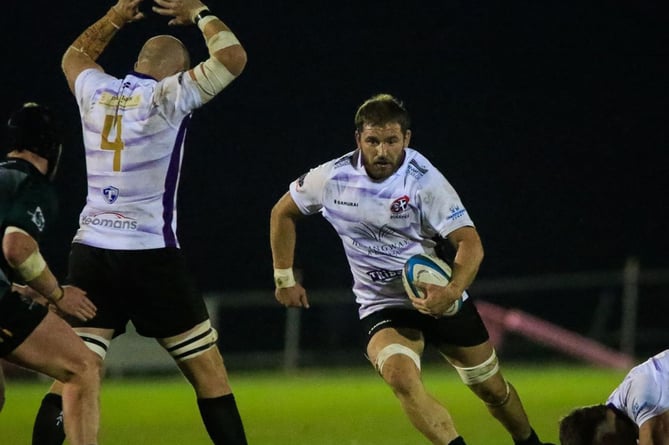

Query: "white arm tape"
(192, 58), (236, 103)
(191, 30), (240, 102)
(197, 15), (217, 32)
(5, 227), (46, 281)
(207, 30), (241, 53)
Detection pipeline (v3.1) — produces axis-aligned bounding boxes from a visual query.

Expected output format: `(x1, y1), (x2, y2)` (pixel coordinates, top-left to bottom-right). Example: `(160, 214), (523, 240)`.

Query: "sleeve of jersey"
(152, 72), (204, 126)
(625, 370), (666, 427)
(3, 182), (56, 242)
(418, 169), (475, 238)
(288, 161), (334, 215)
(74, 69), (117, 111)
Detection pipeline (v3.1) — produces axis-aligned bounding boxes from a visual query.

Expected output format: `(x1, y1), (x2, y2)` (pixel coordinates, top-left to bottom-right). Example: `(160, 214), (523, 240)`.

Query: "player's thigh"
(367, 327), (424, 364)
(439, 341), (495, 368)
(129, 249), (209, 338)
(9, 312), (100, 382)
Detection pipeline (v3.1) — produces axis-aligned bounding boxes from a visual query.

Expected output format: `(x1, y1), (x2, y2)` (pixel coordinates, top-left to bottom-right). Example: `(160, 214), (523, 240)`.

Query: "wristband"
(194, 8), (214, 26)
(49, 285), (64, 303)
(274, 268), (296, 289)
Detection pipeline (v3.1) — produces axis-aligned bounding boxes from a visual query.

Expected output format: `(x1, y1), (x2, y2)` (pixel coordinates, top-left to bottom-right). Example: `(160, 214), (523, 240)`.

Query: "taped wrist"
(274, 268), (296, 288)
(48, 285), (64, 303)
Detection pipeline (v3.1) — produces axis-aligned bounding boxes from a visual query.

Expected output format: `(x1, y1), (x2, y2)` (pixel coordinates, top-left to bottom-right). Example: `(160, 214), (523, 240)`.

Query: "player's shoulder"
(402, 148), (442, 182)
(311, 150), (357, 177)
(332, 150), (358, 170)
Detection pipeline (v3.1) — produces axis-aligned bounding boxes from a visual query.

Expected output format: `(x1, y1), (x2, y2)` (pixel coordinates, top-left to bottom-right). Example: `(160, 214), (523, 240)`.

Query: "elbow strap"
(16, 250), (47, 282)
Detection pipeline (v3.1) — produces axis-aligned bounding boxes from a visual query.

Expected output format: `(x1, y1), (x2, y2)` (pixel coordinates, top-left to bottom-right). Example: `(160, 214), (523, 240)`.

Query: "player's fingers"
(300, 295), (310, 309)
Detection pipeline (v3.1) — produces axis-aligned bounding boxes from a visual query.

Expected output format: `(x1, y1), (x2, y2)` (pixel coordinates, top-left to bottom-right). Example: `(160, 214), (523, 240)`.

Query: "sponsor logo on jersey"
(103, 186), (119, 204)
(334, 199), (358, 207)
(447, 205), (467, 221)
(351, 224), (410, 257)
(366, 269), (402, 282)
(28, 206), (46, 232)
(407, 159), (428, 180)
(81, 212), (138, 231)
(390, 195), (410, 213)
(390, 195), (411, 219)
(334, 154), (354, 168)
(99, 92), (142, 109)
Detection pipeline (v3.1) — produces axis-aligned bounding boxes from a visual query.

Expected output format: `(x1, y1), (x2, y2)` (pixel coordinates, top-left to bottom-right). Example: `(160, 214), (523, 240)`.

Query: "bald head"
(135, 35), (191, 80)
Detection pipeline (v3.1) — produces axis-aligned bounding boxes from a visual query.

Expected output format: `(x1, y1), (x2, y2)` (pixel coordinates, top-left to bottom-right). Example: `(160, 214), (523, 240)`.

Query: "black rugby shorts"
(66, 243), (209, 338)
(360, 298), (489, 348)
(0, 291), (49, 357)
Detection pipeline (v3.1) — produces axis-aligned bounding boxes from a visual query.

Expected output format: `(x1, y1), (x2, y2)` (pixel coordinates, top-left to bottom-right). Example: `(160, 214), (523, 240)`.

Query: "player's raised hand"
(275, 283), (310, 309)
(54, 285), (97, 322)
(152, 0), (208, 26)
(112, 0), (146, 22)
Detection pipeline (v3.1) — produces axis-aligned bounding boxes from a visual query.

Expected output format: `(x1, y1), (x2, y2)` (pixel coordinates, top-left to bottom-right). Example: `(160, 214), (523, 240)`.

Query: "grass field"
(0, 364), (626, 444)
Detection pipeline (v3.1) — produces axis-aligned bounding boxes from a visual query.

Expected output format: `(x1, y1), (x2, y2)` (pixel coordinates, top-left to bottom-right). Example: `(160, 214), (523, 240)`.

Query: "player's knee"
(161, 320), (219, 363)
(448, 349), (513, 407)
(449, 349), (500, 386)
(375, 344), (421, 394)
(78, 332), (111, 361)
(60, 352), (101, 389)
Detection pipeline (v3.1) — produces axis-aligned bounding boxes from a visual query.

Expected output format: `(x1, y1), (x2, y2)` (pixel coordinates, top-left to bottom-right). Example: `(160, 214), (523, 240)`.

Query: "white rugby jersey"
(607, 349), (669, 427)
(289, 148), (474, 318)
(72, 69), (204, 249)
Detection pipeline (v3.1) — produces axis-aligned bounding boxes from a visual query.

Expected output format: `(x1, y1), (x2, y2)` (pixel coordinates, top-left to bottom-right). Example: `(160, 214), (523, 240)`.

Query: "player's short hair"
(559, 404), (609, 445)
(559, 404), (638, 445)
(6, 102), (62, 178)
(354, 93), (411, 133)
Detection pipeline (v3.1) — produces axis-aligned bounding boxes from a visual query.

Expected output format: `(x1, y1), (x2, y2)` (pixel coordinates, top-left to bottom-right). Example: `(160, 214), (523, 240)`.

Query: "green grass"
(0, 364), (626, 444)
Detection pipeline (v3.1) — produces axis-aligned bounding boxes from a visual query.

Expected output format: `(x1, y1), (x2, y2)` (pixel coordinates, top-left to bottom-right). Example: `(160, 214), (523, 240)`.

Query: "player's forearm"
(68, 7), (127, 61)
(270, 219), (297, 269)
(449, 237), (483, 294)
(193, 8), (247, 77)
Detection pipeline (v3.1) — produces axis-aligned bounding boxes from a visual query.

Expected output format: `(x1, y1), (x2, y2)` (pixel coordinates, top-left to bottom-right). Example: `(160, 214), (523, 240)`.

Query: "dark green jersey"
(0, 158), (58, 295)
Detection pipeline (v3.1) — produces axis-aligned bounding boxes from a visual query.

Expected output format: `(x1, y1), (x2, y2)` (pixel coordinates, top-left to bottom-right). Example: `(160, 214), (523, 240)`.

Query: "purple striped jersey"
(289, 148), (474, 319)
(72, 69), (205, 249)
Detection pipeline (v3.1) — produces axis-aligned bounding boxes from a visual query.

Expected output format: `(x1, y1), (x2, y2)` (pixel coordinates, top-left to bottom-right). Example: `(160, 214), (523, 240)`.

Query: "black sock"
(449, 437), (467, 445)
(32, 393), (66, 445)
(514, 428), (541, 445)
(197, 393), (248, 445)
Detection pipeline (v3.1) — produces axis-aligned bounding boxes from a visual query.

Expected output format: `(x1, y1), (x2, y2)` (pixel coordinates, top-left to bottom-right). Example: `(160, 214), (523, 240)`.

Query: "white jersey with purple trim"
(289, 148), (474, 318)
(607, 349), (669, 427)
(72, 69), (204, 250)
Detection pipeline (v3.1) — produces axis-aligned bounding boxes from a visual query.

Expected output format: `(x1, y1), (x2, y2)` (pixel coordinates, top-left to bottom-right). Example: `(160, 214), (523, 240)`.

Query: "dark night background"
(1, 1), (668, 293)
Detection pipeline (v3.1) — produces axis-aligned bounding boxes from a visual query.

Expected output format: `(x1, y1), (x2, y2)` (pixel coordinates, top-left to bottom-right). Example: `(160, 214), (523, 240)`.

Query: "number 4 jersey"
(72, 69), (204, 250)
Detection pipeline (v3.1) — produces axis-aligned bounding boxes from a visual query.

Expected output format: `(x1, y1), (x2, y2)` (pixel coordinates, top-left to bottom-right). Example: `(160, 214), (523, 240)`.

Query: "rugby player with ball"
(270, 93), (554, 445)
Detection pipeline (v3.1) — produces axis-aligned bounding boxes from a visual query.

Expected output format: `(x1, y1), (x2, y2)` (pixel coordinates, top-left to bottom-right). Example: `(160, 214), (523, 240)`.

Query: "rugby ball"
(402, 254), (462, 316)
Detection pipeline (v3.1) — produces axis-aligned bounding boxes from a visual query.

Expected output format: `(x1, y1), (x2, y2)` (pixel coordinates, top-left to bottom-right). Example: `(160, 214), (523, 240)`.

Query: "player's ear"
(403, 129), (411, 147)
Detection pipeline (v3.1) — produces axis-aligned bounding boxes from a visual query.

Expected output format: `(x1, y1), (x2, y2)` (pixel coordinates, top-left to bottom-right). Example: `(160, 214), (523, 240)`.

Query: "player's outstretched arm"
(153, 0), (247, 102)
(62, 0), (145, 93)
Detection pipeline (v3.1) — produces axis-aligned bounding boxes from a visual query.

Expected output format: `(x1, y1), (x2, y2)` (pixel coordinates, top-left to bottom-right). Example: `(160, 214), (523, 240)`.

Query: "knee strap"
(78, 332), (110, 360)
(162, 320), (219, 362)
(449, 349), (500, 385)
(375, 343), (421, 374)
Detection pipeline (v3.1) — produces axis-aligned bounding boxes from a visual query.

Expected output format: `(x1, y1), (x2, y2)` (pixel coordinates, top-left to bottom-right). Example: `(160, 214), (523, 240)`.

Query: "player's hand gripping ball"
(402, 254), (462, 316)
